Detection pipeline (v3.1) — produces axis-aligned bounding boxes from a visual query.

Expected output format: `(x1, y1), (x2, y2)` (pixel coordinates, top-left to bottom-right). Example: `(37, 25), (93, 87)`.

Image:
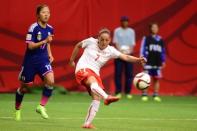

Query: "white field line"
(1, 117), (197, 121)
(1, 101), (197, 106)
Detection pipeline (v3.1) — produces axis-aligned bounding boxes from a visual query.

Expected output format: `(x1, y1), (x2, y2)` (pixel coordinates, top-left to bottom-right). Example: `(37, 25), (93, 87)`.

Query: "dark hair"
(98, 28), (111, 36)
(120, 16), (129, 22)
(36, 4), (49, 15)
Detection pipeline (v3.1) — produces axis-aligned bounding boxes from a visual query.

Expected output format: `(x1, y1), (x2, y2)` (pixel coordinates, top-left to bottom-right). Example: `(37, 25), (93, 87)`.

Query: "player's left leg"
(153, 78), (161, 102)
(114, 58), (123, 98)
(41, 72), (54, 106)
(36, 72), (54, 119)
(153, 69), (162, 102)
(125, 61), (133, 99)
(36, 63), (54, 119)
(141, 70), (150, 102)
(83, 92), (101, 129)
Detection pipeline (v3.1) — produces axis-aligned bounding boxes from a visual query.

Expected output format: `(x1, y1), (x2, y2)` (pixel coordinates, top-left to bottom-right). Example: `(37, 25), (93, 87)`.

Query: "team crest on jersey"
(37, 31), (42, 41)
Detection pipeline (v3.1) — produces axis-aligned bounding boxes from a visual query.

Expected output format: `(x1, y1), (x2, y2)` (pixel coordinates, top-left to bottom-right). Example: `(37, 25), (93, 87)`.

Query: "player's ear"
(97, 35), (101, 41)
(36, 14), (40, 20)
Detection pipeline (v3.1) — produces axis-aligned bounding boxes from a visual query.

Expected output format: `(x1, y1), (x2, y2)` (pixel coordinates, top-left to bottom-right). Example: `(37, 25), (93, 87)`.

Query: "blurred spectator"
(113, 16), (136, 99)
(140, 22), (166, 102)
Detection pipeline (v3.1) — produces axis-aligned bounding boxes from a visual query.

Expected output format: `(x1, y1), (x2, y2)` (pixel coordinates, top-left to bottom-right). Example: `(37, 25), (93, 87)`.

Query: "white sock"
(84, 100), (100, 125)
(90, 82), (108, 99)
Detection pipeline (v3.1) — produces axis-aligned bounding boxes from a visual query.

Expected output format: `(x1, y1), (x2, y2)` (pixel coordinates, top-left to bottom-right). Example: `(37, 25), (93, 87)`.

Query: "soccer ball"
(133, 72), (151, 90)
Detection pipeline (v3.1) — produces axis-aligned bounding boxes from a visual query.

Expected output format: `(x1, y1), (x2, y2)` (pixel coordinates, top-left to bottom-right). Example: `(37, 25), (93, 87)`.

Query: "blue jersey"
(24, 22), (54, 63)
(140, 35), (166, 69)
(19, 22), (54, 83)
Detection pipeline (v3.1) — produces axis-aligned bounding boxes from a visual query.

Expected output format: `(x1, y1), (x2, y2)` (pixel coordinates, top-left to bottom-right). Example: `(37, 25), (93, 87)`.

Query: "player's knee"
(86, 76), (97, 85)
(19, 83), (30, 93)
(92, 93), (101, 101)
(45, 79), (55, 86)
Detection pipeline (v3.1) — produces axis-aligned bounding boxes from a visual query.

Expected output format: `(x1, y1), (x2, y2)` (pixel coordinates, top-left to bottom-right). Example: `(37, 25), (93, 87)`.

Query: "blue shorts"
(144, 69), (162, 78)
(18, 61), (53, 84)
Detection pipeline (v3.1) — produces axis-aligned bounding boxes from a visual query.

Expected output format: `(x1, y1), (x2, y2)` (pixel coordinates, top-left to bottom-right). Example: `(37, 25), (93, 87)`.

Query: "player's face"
(38, 7), (50, 23)
(98, 33), (111, 50)
(121, 21), (129, 28)
(151, 24), (159, 34)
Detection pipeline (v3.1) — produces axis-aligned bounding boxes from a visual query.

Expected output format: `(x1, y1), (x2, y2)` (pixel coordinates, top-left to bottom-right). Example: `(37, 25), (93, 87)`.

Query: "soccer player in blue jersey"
(140, 23), (166, 102)
(14, 4), (55, 121)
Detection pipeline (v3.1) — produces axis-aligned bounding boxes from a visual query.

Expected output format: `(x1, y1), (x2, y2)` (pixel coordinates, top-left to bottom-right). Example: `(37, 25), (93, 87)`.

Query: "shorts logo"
(37, 31), (42, 41)
(45, 64), (52, 70)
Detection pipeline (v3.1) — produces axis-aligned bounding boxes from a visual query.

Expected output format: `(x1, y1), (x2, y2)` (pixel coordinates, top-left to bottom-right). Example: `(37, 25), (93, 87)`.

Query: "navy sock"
(40, 86), (53, 106)
(142, 92), (148, 96)
(15, 89), (24, 110)
(42, 86), (53, 97)
(153, 92), (158, 97)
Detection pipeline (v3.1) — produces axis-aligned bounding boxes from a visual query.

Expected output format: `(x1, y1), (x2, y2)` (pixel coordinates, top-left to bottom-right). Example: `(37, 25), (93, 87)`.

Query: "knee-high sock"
(40, 85), (53, 106)
(84, 100), (100, 125)
(90, 82), (108, 99)
(15, 88), (25, 110)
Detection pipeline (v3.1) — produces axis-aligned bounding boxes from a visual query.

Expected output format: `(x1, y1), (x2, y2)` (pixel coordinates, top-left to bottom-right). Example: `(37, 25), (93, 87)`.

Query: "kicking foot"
(82, 124), (96, 129)
(36, 105), (49, 119)
(104, 95), (120, 105)
(15, 109), (21, 121)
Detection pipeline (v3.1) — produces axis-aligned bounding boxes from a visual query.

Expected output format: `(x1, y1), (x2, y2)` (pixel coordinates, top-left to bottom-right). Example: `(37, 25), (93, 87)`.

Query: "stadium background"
(0, 0), (196, 95)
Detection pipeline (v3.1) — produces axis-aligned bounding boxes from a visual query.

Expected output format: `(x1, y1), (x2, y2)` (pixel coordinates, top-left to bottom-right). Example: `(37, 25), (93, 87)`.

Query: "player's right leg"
(15, 83), (32, 121)
(84, 76), (119, 105)
(15, 65), (35, 121)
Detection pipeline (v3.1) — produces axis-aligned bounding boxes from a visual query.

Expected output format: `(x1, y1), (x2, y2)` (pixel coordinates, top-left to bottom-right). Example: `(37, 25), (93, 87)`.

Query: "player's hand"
(161, 62), (166, 69)
(69, 60), (75, 67)
(45, 35), (54, 43)
(139, 57), (147, 65)
(49, 55), (54, 63)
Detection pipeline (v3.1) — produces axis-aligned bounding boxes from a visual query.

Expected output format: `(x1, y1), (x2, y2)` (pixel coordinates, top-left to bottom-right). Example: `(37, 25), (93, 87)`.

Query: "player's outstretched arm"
(69, 42), (83, 67)
(119, 54), (147, 65)
(28, 35), (54, 50)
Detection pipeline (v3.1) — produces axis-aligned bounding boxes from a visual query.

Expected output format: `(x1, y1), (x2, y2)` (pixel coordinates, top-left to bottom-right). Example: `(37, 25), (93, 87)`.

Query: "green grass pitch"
(0, 92), (197, 131)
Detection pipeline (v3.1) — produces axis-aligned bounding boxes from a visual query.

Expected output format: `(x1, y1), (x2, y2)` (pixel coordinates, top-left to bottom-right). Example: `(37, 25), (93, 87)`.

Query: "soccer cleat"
(36, 105), (49, 119)
(126, 94), (133, 99)
(153, 96), (162, 102)
(82, 124), (96, 129)
(141, 96), (149, 102)
(15, 109), (21, 121)
(104, 95), (120, 105)
(116, 93), (122, 99)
